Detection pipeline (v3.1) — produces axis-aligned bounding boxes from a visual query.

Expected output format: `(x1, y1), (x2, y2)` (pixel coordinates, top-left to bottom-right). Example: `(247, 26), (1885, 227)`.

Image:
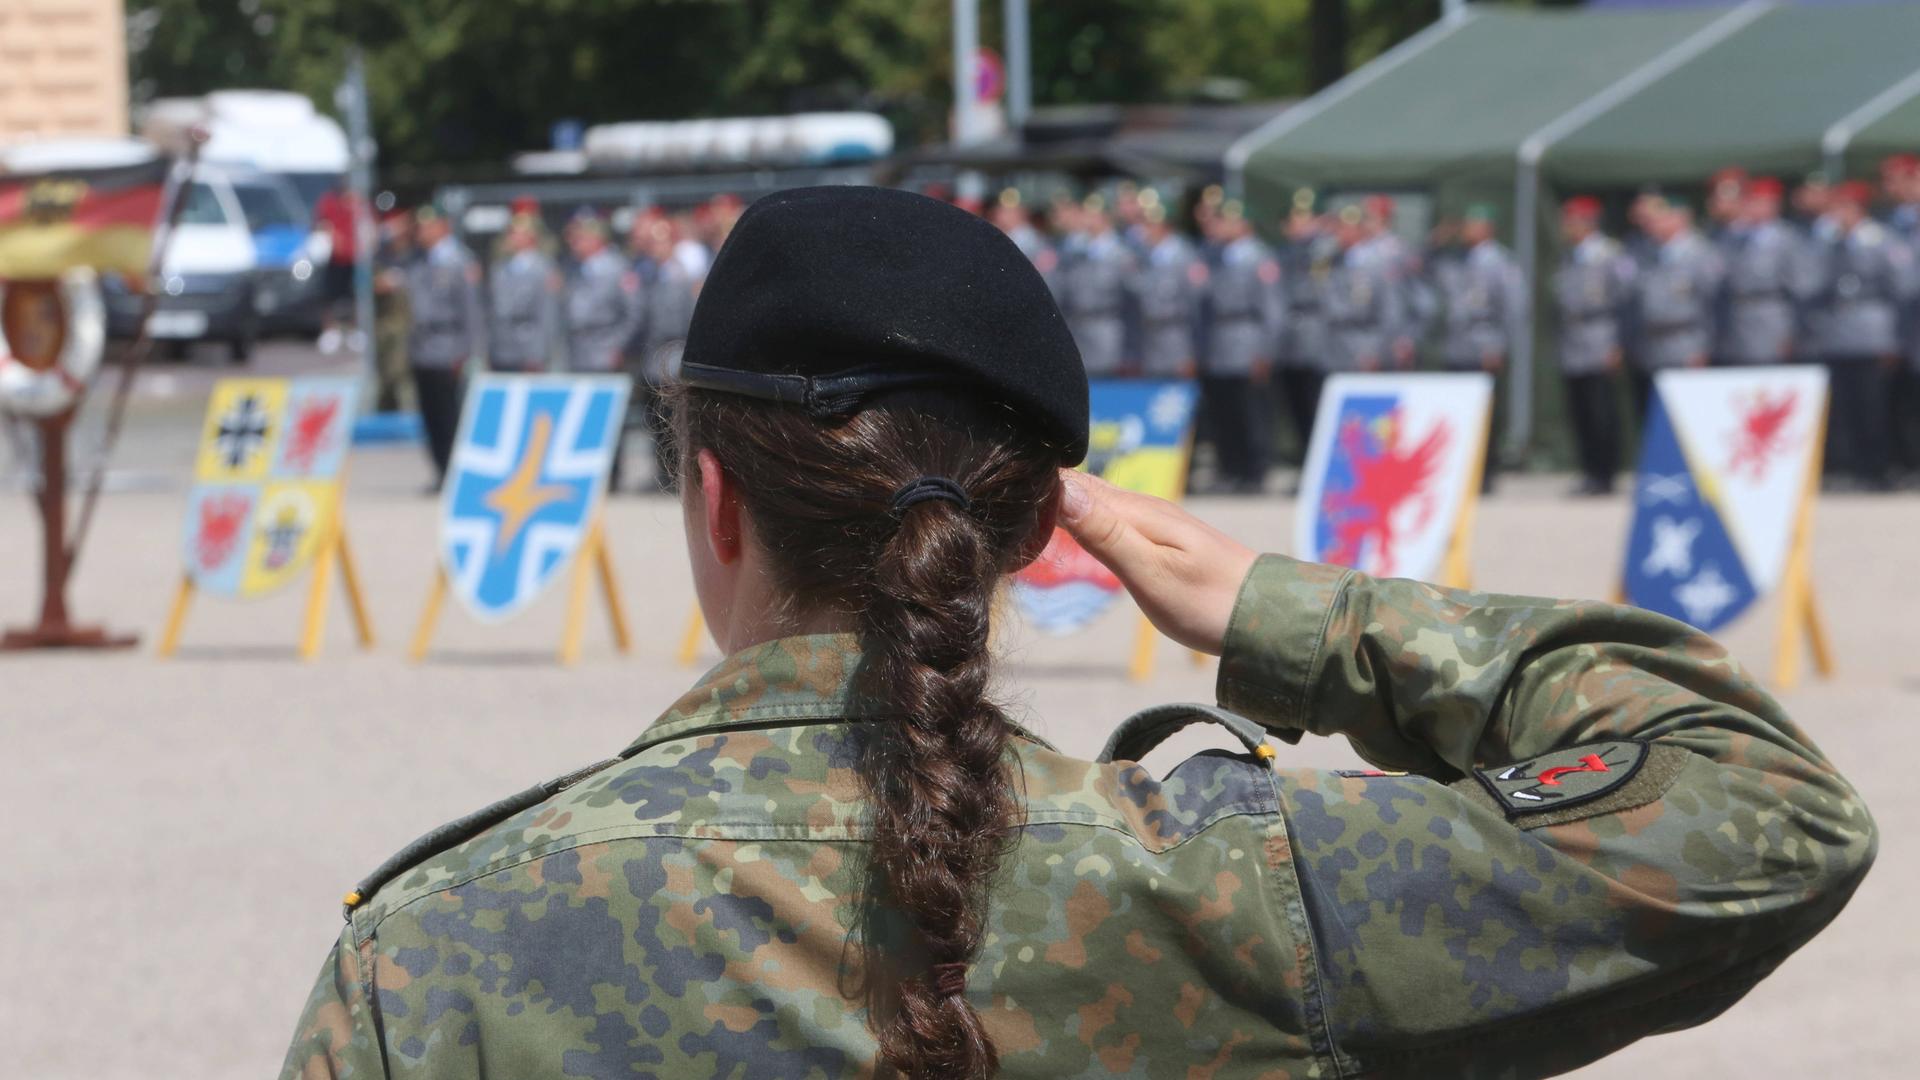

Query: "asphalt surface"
(1, 342), (1909, 1078)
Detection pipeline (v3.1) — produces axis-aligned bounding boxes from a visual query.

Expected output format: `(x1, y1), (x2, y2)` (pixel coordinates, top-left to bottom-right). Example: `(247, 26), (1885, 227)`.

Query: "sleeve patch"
(1474, 741), (1647, 817)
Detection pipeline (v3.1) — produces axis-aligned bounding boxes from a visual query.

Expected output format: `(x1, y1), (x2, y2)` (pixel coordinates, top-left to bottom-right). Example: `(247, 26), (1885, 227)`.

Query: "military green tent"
(1228, 1), (1920, 459)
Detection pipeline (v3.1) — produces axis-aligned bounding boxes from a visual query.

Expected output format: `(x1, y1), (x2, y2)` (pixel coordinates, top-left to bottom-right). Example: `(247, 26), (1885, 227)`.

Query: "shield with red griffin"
(1295, 373), (1494, 582)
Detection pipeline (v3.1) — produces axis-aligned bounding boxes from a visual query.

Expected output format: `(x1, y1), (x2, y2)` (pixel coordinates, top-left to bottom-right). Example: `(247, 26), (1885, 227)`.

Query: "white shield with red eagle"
(181, 376), (358, 598)
(1295, 373), (1494, 582)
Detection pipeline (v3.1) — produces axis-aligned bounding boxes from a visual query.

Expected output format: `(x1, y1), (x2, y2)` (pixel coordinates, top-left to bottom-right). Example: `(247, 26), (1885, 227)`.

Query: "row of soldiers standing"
(1555, 169), (1920, 494)
(373, 200), (731, 491)
(997, 167), (1920, 496)
(994, 188), (1524, 493)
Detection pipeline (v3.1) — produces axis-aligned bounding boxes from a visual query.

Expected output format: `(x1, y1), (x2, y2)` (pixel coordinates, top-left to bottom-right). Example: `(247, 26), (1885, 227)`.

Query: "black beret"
(678, 185), (1088, 463)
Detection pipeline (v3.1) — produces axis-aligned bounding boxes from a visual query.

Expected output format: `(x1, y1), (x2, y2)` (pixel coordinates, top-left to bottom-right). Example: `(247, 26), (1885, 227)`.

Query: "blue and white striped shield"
(438, 374), (631, 623)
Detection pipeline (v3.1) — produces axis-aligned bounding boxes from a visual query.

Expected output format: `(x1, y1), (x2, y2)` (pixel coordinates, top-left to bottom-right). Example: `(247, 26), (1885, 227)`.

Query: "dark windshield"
(178, 183), (231, 227)
(233, 182), (308, 230)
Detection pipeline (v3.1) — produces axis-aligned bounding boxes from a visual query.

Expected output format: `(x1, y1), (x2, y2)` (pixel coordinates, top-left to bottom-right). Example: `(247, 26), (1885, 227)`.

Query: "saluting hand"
(1056, 470), (1257, 655)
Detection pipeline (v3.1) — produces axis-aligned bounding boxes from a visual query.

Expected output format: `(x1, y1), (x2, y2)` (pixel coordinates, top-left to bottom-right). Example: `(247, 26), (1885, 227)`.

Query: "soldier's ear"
(1011, 478), (1063, 572)
(697, 449), (744, 566)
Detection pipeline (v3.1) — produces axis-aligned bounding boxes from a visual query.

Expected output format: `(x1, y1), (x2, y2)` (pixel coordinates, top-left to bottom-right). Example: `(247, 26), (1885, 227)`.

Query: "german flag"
(0, 157), (169, 282)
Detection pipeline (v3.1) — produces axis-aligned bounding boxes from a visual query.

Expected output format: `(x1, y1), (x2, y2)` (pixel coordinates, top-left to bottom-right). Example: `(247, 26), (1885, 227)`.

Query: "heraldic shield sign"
(162, 375), (374, 659)
(1623, 365), (1832, 688)
(1010, 379), (1200, 681)
(1295, 372), (1494, 588)
(414, 374), (633, 665)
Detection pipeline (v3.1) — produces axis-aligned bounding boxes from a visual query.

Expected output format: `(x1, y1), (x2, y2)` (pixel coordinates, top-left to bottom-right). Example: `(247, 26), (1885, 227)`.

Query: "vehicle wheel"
(163, 340), (190, 362)
(228, 334), (253, 364)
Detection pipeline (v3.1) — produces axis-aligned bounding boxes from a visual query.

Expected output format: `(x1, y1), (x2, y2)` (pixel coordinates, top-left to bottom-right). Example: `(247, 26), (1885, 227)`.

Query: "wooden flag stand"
(411, 517), (630, 666)
(1, 412), (137, 651)
(1771, 407), (1834, 692)
(1128, 426), (1211, 683)
(156, 512), (374, 660)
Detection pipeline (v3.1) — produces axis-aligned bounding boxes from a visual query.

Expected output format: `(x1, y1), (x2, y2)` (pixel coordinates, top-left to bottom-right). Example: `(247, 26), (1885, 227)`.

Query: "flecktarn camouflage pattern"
(284, 555), (1875, 1079)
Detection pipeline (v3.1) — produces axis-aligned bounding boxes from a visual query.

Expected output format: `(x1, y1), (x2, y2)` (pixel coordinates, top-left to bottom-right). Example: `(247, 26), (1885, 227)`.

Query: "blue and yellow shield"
(438, 374), (631, 623)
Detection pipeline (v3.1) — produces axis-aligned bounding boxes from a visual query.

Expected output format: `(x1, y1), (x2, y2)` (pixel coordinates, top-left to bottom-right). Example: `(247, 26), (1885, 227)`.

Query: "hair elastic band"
(889, 476), (971, 515)
(930, 962), (969, 998)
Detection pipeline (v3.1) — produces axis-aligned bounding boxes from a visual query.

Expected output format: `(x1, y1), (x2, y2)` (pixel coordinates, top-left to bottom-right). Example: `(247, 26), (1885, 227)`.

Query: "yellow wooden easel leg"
(559, 532), (594, 667)
(1805, 581), (1835, 678)
(1442, 403), (1491, 592)
(156, 575), (195, 658)
(592, 522), (631, 653)
(1190, 648), (1209, 669)
(336, 528), (376, 649)
(1128, 613), (1157, 682)
(409, 567), (447, 663)
(1773, 399), (1831, 692)
(677, 604), (707, 667)
(299, 524), (340, 661)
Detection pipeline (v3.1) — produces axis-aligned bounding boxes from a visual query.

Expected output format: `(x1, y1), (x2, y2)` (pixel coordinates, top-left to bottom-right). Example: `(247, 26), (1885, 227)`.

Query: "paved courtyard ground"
(1, 345), (1910, 1077)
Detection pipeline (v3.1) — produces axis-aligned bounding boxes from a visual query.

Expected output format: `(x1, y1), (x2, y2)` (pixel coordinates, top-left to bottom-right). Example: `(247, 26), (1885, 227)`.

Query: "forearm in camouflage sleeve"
(1216, 554), (1877, 1075)
(279, 928), (386, 1080)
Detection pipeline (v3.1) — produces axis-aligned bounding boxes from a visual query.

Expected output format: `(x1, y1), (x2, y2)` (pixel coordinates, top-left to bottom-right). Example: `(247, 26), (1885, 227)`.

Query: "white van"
(102, 165), (260, 361)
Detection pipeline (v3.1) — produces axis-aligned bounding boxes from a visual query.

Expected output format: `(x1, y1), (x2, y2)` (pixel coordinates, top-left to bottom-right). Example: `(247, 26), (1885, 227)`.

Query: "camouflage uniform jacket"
(283, 556), (1875, 1079)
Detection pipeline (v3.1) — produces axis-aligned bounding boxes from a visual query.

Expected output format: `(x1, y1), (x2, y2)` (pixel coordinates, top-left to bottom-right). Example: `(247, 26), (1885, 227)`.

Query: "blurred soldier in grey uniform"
(632, 215), (697, 489)
(405, 206), (486, 489)
(1325, 204), (1404, 375)
(1554, 197), (1636, 496)
(1201, 201), (1284, 492)
(1630, 202), (1723, 421)
(989, 189), (1047, 263)
(1881, 155), (1920, 481)
(1278, 190), (1336, 456)
(1134, 202), (1206, 380)
(562, 210), (642, 485)
(1437, 203), (1526, 491)
(487, 213), (559, 373)
(1058, 195), (1137, 377)
(1811, 180), (1917, 490)
(1360, 195), (1434, 369)
(1718, 177), (1812, 367)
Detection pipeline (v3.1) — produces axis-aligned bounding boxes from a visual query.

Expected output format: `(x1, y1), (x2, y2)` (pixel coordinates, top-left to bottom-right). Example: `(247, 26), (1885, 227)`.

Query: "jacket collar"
(621, 633), (1054, 758)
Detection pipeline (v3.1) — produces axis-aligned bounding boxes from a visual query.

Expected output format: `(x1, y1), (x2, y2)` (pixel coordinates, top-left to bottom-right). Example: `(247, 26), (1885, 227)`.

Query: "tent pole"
(1512, 156), (1539, 462)
(1821, 66), (1920, 182)
(1506, 0), (1766, 458)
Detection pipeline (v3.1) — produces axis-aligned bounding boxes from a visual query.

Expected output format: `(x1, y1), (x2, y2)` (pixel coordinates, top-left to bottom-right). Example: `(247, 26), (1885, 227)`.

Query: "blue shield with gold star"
(439, 374), (631, 623)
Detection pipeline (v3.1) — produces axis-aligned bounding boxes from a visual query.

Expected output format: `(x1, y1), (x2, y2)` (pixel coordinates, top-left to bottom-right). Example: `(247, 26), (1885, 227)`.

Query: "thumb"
(1057, 470), (1151, 570)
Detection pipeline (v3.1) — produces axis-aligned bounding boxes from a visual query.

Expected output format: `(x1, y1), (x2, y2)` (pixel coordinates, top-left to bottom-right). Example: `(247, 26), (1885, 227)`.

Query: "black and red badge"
(1474, 741), (1647, 817)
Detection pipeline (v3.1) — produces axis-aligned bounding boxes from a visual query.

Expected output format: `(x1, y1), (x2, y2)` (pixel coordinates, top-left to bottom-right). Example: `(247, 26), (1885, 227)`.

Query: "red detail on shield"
(283, 396), (341, 473)
(195, 493), (252, 570)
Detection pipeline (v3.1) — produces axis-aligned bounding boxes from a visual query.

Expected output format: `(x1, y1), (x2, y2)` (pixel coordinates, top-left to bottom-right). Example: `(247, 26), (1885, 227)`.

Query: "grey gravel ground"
(1, 343), (1910, 1077)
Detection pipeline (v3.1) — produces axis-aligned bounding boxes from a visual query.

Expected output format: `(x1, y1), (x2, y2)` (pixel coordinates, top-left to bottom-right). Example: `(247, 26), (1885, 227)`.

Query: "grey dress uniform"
(1277, 234), (1336, 455)
(405, 235), (486, 483)
(1556, 233), (1638, 492)
(1438, 239), (1525, 370)
(487, 249), (559, 372)
(563, 248), (641, 373)
(1060, 232), (1137, 376)
(1325, 246), (1403, 372)
(1202, 235), (1285, 489)
(1811, 221), (1918, 487)
(1720, 220), (1813, 365)
(407, 236), (486, 371)
(1136, 234), (1205, 378)
(634, 255), (697, 486)
(1633, 232), (1722, 372)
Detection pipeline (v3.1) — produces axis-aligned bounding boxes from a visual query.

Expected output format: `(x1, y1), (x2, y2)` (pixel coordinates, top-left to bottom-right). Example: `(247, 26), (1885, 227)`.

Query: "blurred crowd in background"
(339, 155), (1920, 499)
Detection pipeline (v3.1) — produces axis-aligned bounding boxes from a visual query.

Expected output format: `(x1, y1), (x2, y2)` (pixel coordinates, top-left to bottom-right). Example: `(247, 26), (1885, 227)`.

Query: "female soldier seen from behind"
(283, 187), (1874, 1080)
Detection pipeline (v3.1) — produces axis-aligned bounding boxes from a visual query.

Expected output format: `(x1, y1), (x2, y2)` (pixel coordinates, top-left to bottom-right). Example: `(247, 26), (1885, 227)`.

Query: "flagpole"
(62, 128), (204, 574)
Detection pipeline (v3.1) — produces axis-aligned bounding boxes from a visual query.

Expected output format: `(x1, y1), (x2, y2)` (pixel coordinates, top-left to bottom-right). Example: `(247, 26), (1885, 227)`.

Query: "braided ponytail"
(675, 387), (1060, 1078)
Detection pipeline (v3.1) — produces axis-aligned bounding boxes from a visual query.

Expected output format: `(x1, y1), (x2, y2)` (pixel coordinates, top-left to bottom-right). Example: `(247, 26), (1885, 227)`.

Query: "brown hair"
(675, 386), (1059, 1078)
